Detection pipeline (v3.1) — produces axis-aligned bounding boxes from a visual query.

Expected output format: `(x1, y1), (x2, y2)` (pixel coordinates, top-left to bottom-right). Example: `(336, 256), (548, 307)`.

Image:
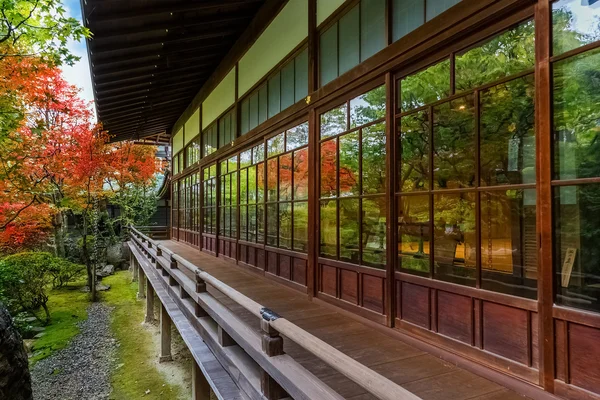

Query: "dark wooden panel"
(555, 319), (566, 382)
(569, 323), (600, 394)
(267, 251), (278, 275)
(292, 258), (306, 286)
(239, 244), (247, 264)
(400, 282), (429, 329)
(279, 254), (291, 280)
(230, 240), (237, 260)
(474, 299), (482, 348)
(362, 275), (384, 315)
(257, 248), (265, 270)
(340, 270), (358, 305)
(482, 302), (528, 365)
(248, 246), (256, 267)
(437, 291), (472, 344)
(531, 312), (539, 369)
(320, 264), (337, 297)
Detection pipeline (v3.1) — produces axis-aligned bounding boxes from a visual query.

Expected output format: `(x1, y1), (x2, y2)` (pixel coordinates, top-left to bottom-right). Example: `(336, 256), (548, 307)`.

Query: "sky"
(62, 0), (95, 118)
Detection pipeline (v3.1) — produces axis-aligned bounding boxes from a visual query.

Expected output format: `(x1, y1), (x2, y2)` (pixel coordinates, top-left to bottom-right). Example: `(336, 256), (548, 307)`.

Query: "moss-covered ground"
(29, 279), (89, 365)
(102, 270), (186, 400)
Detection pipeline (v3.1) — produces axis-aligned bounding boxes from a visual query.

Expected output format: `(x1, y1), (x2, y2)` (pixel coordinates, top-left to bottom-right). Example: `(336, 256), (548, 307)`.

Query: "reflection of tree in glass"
(400, 111), (429, 191)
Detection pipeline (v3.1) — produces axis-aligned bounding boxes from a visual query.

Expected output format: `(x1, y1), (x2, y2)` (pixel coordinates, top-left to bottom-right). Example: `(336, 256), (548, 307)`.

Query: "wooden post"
(192, 359), (211, 400)
(132, 259), (139, 282)
(138, 268), (146, 299)
(218, 325), (235, 347)
(159, 303), (172, 362)
(260, 308), (286, 400)
(195, 270), (208, 317)
(144, 279), (155, 323)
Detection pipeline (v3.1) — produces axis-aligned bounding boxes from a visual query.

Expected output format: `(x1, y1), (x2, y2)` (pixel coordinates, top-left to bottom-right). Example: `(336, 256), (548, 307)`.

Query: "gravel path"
(31, 303), (117, 400)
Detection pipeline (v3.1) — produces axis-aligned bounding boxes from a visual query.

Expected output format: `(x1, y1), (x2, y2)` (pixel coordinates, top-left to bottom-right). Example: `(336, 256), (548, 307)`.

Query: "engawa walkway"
(160, 240), (528, 400)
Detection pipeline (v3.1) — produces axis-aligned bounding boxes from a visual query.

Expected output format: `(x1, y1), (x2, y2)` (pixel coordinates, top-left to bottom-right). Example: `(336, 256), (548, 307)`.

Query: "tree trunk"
(41, 302), (51, 325)
(82, 216), (97, 302)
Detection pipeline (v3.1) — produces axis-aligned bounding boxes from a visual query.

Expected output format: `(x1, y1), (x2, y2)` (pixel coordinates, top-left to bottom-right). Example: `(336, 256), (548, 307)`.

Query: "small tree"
(0, 252), (54, 324)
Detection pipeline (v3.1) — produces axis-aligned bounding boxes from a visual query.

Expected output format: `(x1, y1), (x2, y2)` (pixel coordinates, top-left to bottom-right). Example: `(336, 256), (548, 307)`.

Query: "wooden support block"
(218, 325), (236, 348)
(169, 276), (177, 286)
(144, 280), (155, 323)
(196, 270), (207, 293)
(170, 255), (177, 269)
(180, 286), (189, 299)
(195, 302), (207, 318)
(192, 360), (211, 400)
(159, 303), (172, 362)
(156, 247), (162, 257)
(261, 319), (284, 357)
(261, 369), (287, 400)
(161, 268), (169, 277)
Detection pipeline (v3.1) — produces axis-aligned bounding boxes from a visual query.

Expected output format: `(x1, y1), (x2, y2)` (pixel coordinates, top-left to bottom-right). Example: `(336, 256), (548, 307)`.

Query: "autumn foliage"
(0, 55), (162, 254)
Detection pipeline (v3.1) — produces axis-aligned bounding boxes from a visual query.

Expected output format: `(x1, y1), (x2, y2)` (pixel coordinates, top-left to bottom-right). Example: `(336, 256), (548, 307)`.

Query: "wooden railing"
(128, 225), (421, 400)
(135, 225), (169, 240)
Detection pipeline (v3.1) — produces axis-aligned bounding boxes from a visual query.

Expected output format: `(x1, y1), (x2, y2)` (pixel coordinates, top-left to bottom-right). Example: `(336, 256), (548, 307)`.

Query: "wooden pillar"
(192, 359), (211, 400)
(535, 0), (555, 392)
(144, 279), (155, 323)
(132, 259), (139, 282)
(138, 268), (146, 299)
(195, 270), (208, 317)
(260, 309), (286, 400)
(159, 303), (172, 362)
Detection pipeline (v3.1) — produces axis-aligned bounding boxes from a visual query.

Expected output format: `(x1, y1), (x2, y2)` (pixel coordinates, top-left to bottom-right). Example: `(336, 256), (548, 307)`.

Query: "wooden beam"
(159, 303), (172, 362)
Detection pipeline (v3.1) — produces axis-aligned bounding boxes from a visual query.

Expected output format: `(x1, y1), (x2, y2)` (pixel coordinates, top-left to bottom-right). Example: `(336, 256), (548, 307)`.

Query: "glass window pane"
(240, 150), (252, 168)
(259, 85), (268, 125)
(240, 169), (248, 204)
(480, 75), (535, 186)
(249, 92), (259, 130)
(286, 122), (309, 151)
(240, 206), (248, 241)
(267, 203), (278, 246)
(554, 184), (600, 313)
(433, 192), (476, 287)
(553, 48), (600, 181)
(257, 204), (265, 243)
(257, 162), (265, 202)
(321, 139), (338, 198)
(433, 95), (475, 189)
(393, 0), (425, 42)
(455, 21), (535, 92)
(350, 85), (386, 128)
(321, 104), (348, 138)
(339, 6), (360, 75)
(399, 110), (430, 192)
(339, 132), (360, 197)
(426, 0), (461, 21)
(481, 190), (537, 299)
(320, 24), (339, 86)
(241, 98), (250, 135)
(253, 143), (265, 164)
(248, 165), (257, 204)
(281, 60), (295, 110)
(267, 158), (278, 201)
(248, 205), (257, 242)
(362, 197), (386, 268)
(294, 148), (309, 200)
(360, 0), (386, 61)
(268, 72), (281, 118)
(279, 153), (293, 201)
(231, 172), (237, 205)
(400, 59), (450, 112)
(295, 48), (309, 102)
(279, 202), (292, 249)
(267, 132), (285, 157)
(320, 200), (338, 258)
(553, 0), (600, 56)
(340, 198), (360, 264)
(362, 122), (387, 195)
(293, 201), (308, 252)
(398, 195), (430, 275)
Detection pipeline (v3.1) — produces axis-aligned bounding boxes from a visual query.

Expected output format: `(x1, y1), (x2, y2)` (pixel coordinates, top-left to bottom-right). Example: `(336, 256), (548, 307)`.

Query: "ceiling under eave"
(80, 0), (268, 142)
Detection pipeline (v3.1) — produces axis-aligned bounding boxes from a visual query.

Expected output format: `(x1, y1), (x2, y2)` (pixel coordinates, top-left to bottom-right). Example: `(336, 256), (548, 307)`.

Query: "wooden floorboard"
(159, 240), (529, 400)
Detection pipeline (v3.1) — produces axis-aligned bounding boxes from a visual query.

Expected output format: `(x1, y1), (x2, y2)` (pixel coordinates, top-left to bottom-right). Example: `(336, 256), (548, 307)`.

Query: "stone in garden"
(96, 264), (114, 277)
(0, 302), (33, 400)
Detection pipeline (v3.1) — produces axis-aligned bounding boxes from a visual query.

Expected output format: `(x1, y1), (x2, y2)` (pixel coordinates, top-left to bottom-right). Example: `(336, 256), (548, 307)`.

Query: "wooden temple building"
(82, 0), (600, 399)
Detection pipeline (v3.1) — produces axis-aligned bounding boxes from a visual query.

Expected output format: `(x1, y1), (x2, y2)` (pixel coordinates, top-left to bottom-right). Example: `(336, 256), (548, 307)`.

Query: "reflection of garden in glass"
(396, 21), (538, 296)
(553, 0), (600, 56)
(202, 165), (217, 235)
(219, 156), (238, 239)
(239, 145), (264, 243)
(319, 86), (386, 268)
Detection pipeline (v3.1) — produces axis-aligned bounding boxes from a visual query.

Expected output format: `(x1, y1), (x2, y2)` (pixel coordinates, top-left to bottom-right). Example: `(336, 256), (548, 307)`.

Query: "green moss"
(29, 279), (89, 365)
(102, 271), (184, 400)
